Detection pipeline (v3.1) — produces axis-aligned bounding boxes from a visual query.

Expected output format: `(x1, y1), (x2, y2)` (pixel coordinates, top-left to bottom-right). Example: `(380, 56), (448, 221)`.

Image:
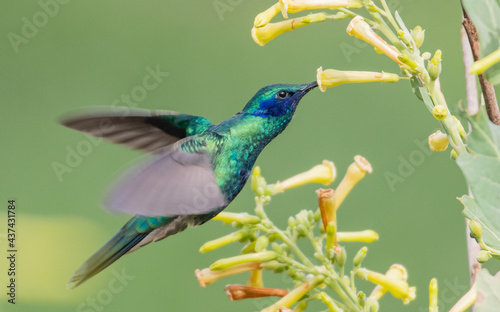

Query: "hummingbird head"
(242, 82), (317, 117)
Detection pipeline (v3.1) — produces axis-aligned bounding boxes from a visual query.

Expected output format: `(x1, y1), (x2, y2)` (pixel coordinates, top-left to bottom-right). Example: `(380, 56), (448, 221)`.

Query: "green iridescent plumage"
(64, 82), (317, 287)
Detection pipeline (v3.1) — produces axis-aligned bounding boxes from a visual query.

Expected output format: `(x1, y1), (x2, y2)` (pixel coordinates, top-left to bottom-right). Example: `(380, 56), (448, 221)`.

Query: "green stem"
(325, 279), (361, 312)
(379, 0), (400, 32)
(369, 11), (405, 51)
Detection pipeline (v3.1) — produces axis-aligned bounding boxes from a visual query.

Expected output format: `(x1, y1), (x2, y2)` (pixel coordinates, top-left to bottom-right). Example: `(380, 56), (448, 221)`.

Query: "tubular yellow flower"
(210, 251), (277, 270)
(333, 155), (372, 209)
(317, 188), (336, 229)
(199, 229), (250, 253)
(428, 130), (449, 152)
(252, 13), (329, 46)
(248, 267), (264, 288)
(316, 67), (400, 92)
(347, 16), (403, 65)
(195, 262), (261, 287)
(429, 278), (438, 312)
(337, 230), (379, 242)
(361, 264), (415, 304)
(470, 47), (500, 75)
(279, 0), (361, 18)
(225, 284), (289, 301)
(212, 212), (260, 225)
(432, 105), (448, 120)
(254, 3), (281, 28)
(275, 160), (336, 191)
(261, 276), (324, 312)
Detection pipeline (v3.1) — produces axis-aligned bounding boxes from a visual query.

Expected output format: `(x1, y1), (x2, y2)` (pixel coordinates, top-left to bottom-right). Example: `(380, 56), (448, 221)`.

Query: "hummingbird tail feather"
(68, 216), (178, 288)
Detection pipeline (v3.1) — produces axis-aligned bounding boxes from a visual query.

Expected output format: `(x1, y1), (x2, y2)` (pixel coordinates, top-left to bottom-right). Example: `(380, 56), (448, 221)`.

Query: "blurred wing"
(105, 137), (227, 216)
(60, 108), (212, 153)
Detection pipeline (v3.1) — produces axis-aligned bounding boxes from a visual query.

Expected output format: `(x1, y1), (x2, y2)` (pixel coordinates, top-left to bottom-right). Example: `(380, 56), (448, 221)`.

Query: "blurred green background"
(1, 0), (493, 311)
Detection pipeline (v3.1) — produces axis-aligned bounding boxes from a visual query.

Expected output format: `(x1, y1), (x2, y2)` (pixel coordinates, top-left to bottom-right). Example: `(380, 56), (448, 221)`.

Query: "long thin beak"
(300, 81), (318, 92)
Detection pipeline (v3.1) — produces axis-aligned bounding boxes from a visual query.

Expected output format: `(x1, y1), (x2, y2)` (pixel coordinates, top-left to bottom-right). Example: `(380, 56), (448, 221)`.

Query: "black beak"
(300, 81), (318, 93)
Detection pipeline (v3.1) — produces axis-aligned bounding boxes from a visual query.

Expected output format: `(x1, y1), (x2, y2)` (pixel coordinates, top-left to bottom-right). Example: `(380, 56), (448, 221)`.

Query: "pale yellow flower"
(252, 13), (329, 46)
(275, 160), (336, 191)
(363, 264), (416, 304)
(254, 3), (282, 28)
(316, 67), (399, 91)
(261, 276), (324, 312)
(279, 0), (361, 18)
(347, 16), (403, 65)
(428, 130), (449, 152)
(333, 155), (372, 209)
(195, 262), (261, 287)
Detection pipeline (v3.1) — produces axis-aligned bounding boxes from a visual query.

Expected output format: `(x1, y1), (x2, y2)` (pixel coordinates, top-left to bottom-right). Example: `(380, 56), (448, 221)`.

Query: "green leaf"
(463, 0), (500, 84)
(456, 110), (500, 255)
(476, 269), (500, 312)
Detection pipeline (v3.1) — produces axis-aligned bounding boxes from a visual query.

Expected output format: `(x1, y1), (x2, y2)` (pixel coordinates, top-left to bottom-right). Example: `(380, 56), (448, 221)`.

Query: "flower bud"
(254, 3), (281, 28)
(358, 291), (366, 307)
(338, 230), (379, 243)
(427, 49), (442, 80)
(335, 246), (346, 267)
(317, 67), (400, 92)
(199, 229), (251, 253)
(272, 242), (284, 255)
(398, 54), (419, 70)
(469, 219), (483, 239)
(314, 252), (327, 263)
(279, 0), (361, 18)
(453, 116), (466, 139)
(326, 221), (336, 250)
(477, 250), (492, 263)
(353, 246), (368, 267)
(347, 16), (403, 65)
(255, 236), (270, 252)
(432, 105), (448, 120)
(410, 26), (424, 48)
(428, 130), (449, 152)
(429, 278), (438, 312)
(210, 251), (277, 270)
(288, 216), (296, 229)
(241, 241), (256, 254)
(422, 52), (431, 60)
(212, 212), (260, 225)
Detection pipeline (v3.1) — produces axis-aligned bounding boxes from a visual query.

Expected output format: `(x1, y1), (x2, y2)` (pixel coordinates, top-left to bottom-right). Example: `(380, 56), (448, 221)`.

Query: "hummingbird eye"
(276, 90), (290, 100)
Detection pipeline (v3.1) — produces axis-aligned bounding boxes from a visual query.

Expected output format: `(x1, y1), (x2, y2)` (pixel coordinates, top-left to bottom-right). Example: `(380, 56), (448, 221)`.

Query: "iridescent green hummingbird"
(65, 82), (317, 287)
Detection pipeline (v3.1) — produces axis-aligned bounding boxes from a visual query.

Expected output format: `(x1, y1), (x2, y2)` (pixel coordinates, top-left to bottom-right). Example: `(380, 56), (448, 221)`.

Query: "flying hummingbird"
(64, 81), (318, 287)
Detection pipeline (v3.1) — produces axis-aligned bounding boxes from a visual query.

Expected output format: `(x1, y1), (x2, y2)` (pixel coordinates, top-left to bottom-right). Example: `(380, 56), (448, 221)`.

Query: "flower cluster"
(196, 157), (420, 311)
(251, 0), (469, 157)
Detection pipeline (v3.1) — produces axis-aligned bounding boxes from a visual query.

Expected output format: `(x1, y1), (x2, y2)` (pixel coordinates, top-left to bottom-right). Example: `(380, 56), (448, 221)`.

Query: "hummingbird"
(65, 81), (318, 287)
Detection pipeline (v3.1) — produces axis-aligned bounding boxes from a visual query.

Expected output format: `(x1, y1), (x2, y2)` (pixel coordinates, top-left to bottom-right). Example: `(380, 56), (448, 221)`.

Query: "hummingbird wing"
(105, 135), (228, 216)
(60, 108), (213, 153)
